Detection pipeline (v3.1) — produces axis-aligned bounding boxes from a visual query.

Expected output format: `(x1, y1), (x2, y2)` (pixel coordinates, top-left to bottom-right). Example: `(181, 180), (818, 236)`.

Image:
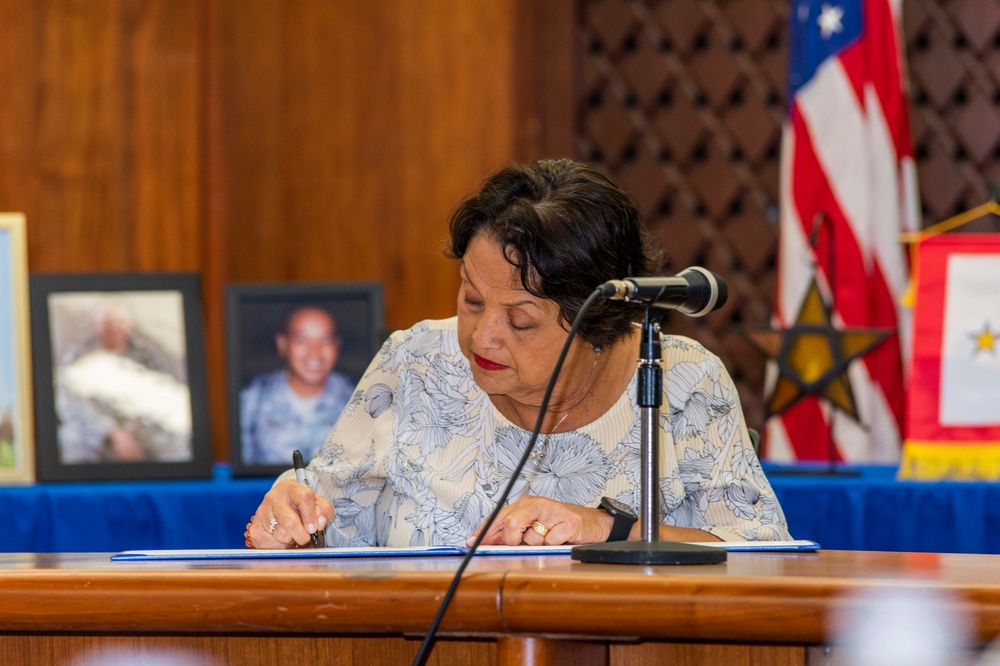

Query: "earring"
(594, 344), (603, 355)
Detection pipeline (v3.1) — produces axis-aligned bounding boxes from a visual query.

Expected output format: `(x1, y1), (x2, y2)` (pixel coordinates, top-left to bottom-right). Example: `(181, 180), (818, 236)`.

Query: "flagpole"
(765, 213), (861, 477)
(810, 213), (836, 471)
(820, 213), (838, 474)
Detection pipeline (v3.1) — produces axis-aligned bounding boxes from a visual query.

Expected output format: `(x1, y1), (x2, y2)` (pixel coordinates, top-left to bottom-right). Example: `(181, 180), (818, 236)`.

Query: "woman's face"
(457, 234), (588, 406)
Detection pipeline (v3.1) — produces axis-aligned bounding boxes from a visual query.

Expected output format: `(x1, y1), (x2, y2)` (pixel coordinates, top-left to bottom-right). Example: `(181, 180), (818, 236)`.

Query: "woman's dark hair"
(447, 158), (662, 348)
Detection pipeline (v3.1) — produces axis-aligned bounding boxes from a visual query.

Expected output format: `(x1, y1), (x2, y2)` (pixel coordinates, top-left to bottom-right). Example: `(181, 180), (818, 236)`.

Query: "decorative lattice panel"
(578, 0), (788, 429)
(906, 0), (1000, 224)
(577, 0), (1000, 430)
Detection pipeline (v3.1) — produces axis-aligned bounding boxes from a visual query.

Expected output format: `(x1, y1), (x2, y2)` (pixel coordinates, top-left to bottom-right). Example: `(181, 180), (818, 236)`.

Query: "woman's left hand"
(468, 496), (615, 547)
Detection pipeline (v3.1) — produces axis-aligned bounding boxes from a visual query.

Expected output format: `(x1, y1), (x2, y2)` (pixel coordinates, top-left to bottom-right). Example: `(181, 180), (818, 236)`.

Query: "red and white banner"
(766, 0), (919, 462)
(900, 234), (1000, 479)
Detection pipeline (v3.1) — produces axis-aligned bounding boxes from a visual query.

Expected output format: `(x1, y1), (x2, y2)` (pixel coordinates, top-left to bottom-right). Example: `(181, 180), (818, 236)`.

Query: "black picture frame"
(226, 282), (384, 477)
(30, 273), (212, 482)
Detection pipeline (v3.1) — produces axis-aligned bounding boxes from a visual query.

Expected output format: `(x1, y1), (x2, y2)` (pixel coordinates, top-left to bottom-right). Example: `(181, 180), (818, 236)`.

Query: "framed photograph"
(227, 282), (384, 477)
(30, 273), (211, 482)
(0, 213), (34, 484)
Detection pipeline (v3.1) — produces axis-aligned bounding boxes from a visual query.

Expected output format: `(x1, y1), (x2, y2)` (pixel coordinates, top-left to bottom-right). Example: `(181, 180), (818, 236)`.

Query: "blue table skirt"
(1, 465), (273, 552)
(767, 464), (1000, 554)
(2, 464), (998, 554)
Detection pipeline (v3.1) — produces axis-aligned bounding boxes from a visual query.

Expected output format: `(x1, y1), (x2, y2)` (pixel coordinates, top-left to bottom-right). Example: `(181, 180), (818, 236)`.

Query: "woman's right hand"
(247, 479), (334, 549)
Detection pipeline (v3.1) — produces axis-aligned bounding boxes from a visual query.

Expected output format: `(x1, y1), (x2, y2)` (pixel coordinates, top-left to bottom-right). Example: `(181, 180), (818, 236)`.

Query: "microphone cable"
(411, 287), (603, 666)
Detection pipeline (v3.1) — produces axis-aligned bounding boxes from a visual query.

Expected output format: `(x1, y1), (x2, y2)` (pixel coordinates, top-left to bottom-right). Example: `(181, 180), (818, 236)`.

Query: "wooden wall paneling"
(208, 0), (292, 461)
(281, 1), (393, 286)
(0, 0), (578, 463)
(0, 634), (499, 666)
(1, 0), (207, 453)
(207, 1), (575, 460)
(32, 1), (130, 271)
(511, 0), (578, 161)
(212, 0), (526, 326)
(0, 0), (39, 221)
(213, 0), (287, 282)
(0, 0), (202, 269)
(204, 0), (228, 466)
(386, 0), (517, 328)
(128, 0), (203, 272)
(609, 643), (805, 666)
(0, 1), (203, 273)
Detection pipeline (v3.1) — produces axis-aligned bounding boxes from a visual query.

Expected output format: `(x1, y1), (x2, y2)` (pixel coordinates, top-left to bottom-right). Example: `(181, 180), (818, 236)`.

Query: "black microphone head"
(714, 273), (729, 308)
(676, 267), (727, 317)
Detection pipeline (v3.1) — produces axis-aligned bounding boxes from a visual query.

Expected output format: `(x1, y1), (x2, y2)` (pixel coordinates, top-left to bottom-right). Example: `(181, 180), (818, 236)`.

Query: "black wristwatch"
(598, 496), (637, 542)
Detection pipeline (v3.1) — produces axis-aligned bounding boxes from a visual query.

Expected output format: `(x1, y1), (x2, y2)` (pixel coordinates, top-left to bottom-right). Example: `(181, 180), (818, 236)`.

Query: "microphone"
(598, 267), (728, 317)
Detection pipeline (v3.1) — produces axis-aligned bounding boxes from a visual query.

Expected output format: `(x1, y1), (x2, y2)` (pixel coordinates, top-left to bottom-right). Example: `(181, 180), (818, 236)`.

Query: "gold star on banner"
(970, 322), (998, 355)
(743, 279), (892, 420)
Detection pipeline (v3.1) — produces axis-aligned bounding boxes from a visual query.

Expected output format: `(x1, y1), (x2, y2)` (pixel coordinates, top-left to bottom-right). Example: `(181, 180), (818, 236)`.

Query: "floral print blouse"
(294, 317), (791, 547)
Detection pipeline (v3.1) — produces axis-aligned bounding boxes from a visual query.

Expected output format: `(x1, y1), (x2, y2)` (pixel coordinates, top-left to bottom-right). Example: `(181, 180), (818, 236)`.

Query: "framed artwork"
(226, 282), (384, 477)
(0, 213), (34, 484)
(30, 273), (211, 481)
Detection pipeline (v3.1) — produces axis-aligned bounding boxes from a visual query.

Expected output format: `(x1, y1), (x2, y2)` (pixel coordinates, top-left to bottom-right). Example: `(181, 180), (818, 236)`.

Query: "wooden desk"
(1, 549), (997, 665)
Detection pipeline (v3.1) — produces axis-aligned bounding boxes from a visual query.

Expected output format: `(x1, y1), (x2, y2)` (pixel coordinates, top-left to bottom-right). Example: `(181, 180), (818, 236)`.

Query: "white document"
(111, 540), (820, 561)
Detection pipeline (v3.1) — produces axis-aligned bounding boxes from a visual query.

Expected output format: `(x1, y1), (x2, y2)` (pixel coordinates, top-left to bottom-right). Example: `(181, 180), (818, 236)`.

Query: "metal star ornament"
(744, 279), (892, 419)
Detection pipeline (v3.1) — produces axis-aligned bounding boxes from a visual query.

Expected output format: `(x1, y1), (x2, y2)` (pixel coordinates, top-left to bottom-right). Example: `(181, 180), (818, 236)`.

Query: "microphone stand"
(572, 304), (726, 565)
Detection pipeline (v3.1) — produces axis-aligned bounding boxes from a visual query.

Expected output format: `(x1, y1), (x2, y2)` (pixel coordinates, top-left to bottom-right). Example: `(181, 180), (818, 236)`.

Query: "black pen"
(292, 449), (321, 547)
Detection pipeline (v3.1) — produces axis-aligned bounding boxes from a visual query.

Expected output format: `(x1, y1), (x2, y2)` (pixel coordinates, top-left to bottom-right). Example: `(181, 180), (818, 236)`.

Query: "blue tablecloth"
(768, 464), (1000, 554)
(1, 465), (272, 552)
(2, 464), (999, 553)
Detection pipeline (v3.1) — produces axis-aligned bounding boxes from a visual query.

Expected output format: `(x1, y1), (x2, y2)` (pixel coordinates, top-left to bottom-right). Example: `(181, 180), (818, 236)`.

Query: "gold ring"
(531, 521), (550, 537)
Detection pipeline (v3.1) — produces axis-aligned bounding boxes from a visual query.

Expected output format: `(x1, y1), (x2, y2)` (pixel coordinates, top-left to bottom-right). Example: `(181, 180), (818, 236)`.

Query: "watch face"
(601, 496), (637, 519)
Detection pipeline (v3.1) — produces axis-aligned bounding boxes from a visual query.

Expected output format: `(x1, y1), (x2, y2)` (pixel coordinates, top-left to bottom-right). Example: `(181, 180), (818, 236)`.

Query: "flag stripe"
(797, 60), (870, 235)
(789, 107), (872, 326)
(853, 0), (913, 160)
(775, 129), (811, 325)
(777, 397), (839, 461)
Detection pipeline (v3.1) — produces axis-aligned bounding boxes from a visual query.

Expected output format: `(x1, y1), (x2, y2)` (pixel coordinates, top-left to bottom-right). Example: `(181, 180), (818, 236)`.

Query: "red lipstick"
(474, 354), (508, 371)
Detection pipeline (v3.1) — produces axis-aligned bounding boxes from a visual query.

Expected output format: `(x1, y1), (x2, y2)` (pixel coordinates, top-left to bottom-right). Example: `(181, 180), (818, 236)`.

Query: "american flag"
(765, 0), (919, 462)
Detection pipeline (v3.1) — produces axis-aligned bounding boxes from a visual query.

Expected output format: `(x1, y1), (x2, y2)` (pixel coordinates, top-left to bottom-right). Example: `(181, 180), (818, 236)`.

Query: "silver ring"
(267, 517), (279, 534)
